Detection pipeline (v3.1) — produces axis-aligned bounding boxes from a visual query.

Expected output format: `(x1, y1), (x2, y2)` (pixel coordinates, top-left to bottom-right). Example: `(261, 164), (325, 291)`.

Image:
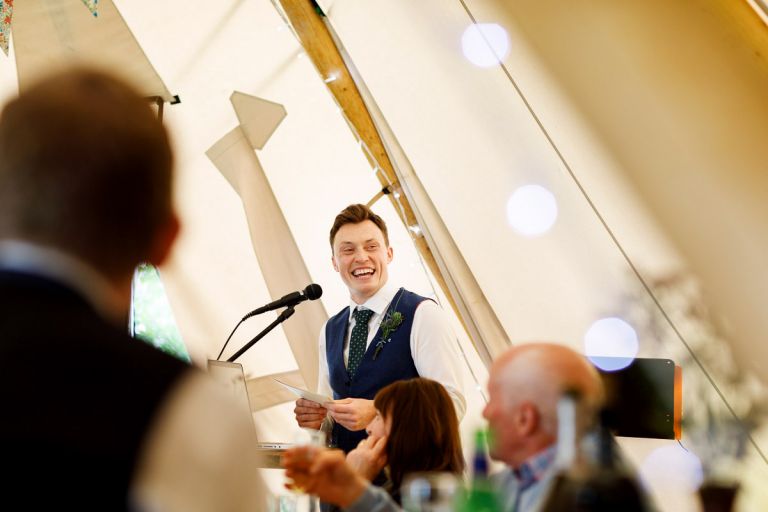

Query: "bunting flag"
(0, 0), (12, 56)
(81, 0), (99, 17)
(2, 0), (100, 58)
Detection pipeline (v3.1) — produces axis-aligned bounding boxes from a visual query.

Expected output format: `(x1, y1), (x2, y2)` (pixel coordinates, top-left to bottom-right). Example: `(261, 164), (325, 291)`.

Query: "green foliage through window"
(131, 263), (190, 362)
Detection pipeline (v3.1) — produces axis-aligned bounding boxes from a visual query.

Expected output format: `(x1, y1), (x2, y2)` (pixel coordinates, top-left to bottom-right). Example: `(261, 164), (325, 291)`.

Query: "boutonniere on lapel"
(373, 311), (403, 360)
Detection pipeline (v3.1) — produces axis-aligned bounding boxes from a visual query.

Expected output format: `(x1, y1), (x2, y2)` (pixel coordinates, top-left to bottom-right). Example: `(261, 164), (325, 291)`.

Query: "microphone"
(243, 284), (322, 320)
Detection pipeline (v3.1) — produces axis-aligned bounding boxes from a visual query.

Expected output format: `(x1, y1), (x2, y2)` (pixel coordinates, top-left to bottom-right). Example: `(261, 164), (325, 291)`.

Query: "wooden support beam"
(277, 0), (474, 347)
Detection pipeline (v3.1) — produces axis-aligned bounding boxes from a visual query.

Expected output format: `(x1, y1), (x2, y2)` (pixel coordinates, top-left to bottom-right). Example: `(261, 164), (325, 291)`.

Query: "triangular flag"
(229, 92), (287, 150)
(0, 0), (13, 56)
(81, 0), (98, 17)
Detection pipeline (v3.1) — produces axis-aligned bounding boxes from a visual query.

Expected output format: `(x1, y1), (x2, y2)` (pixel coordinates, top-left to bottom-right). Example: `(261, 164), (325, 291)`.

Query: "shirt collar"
(513, 445), (558, 490)
(0, 239), (128, 325)
(347, 281), (399, 320)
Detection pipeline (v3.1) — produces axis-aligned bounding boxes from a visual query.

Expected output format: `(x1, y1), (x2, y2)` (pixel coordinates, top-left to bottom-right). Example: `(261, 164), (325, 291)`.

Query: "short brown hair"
(0, 67), (174, 278)
(374, 378), (465, 496)
(329, 204), (389, 249)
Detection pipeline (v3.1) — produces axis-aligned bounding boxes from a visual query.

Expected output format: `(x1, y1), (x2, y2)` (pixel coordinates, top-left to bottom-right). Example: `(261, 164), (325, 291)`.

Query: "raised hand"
(283, 446), (368, 508)
(346, 435), (387, 481)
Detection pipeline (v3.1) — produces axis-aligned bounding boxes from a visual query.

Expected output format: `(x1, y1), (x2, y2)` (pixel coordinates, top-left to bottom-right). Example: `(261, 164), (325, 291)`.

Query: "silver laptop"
(206, 360), (294, 452)
(206, 360), (259, 442)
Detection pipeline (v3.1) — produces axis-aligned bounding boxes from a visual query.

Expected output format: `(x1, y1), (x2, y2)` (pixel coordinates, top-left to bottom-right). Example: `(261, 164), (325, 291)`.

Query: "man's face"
(332, 220), (393, 304)
(482, 372), (521, 467)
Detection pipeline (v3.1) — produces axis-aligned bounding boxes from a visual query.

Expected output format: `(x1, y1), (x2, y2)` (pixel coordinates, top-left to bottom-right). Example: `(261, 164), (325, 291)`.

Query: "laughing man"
(294, 204), (465, 453)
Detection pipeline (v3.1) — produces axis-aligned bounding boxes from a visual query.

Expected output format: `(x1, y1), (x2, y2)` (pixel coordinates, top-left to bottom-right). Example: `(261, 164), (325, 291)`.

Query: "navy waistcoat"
(326, 288), (426, 453)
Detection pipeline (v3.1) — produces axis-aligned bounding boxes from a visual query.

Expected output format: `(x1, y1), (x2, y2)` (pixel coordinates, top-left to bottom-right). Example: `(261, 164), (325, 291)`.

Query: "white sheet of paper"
(273, 378), (332, 405)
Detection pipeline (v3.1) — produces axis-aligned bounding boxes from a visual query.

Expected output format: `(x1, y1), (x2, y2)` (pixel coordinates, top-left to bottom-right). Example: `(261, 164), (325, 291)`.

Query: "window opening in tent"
(130, 263), (190, 362)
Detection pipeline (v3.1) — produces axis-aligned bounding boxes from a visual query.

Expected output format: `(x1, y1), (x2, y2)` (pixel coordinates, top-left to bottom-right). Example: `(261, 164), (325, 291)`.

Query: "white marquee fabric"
(12, 0), (173, 102)
(206, 92), (324, 406)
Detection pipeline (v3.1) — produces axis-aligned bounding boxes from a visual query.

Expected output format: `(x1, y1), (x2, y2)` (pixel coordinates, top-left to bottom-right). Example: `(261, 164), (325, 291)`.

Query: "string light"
(640, 446), (703, 493)
(584, 317), (639, 372)
(462, 23), (510, 67)
(506, 184), (558, 237)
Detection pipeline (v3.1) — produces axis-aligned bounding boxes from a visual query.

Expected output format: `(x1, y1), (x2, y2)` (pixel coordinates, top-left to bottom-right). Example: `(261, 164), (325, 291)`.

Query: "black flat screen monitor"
(595, 357), (680, 439)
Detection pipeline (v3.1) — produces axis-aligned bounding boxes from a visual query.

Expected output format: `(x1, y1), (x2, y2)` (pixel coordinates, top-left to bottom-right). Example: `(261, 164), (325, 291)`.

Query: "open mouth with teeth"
(352, 268), (375, 279)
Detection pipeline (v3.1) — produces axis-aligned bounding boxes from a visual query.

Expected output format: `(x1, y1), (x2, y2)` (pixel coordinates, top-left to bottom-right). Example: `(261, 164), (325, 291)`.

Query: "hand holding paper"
(274, 378), (332, 404)
(324, 398), (376, 431)
(274, 378), (332, 429)
(294, 398), (328, 429)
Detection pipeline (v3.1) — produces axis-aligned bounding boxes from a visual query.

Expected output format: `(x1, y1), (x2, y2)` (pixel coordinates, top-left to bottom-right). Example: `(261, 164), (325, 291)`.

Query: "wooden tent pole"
(277, 0), (474, 346)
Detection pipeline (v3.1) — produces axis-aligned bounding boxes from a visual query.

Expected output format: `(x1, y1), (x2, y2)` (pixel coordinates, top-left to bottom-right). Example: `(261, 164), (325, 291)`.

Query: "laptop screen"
(207, 360), (258, 442)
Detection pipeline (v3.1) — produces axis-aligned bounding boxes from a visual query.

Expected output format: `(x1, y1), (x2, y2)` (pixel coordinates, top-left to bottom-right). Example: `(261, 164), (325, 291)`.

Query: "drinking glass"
(401, 472), (461, 512)
(268, 494), (297, 512)
(289, 428), (327, 512)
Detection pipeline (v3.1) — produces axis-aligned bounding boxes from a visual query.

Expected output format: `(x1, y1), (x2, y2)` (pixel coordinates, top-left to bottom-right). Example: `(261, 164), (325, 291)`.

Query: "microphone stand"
(227, 306), (295, 363)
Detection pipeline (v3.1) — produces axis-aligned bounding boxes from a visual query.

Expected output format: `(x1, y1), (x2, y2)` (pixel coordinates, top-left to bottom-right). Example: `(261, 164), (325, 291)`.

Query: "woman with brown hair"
(346, 377), (465, 504)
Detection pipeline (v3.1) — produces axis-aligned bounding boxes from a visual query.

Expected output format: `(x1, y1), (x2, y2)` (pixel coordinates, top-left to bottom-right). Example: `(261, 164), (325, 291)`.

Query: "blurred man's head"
(482, 343), (604, 468)
(0, 67), (178, 283)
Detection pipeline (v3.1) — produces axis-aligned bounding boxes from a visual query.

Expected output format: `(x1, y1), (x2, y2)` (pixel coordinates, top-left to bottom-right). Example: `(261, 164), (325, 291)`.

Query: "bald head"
(483, 343), (604, 467)
(494, 343), (603, 428)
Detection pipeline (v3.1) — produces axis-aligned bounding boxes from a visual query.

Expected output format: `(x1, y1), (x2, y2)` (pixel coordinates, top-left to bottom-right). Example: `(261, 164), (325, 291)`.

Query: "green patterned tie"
(348, 307), (374, 376)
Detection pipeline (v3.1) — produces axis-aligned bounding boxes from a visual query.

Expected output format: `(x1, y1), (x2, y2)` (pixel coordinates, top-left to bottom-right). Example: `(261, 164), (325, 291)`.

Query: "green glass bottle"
(455, 430), (501, 512)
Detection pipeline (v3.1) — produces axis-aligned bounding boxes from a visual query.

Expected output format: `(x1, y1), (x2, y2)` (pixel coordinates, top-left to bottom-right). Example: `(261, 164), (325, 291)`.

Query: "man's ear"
(517, 401), (540, 437)
(147, 212), (180, 267)
(331, 253), (339, 272)
(386, 245), (393, 264)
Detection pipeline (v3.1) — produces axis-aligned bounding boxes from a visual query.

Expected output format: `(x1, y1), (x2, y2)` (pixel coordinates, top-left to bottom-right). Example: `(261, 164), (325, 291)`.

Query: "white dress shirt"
(317, 281), (466, 419)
